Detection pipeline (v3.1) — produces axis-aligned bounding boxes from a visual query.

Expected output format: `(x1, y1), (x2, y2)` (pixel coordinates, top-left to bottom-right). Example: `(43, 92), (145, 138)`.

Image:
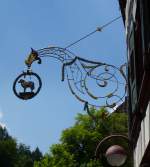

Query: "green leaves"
(0, 126), (43, 167)
(34, 108), (129, 167)
(0, 108), (129, 167)
(0, 138), (17, 167)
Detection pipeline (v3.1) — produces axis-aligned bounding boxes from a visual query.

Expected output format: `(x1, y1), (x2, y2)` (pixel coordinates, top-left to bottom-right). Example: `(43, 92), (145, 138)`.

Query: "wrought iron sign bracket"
(13, 46), (127, 113)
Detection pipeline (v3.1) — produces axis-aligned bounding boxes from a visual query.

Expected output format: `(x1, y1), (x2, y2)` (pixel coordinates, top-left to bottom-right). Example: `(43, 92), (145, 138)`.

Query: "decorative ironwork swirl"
(24, 46), (127, 110)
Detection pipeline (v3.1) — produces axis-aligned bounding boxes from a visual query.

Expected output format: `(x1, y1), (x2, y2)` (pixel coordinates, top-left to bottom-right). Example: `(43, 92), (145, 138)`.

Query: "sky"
(0, 0), (126, 153)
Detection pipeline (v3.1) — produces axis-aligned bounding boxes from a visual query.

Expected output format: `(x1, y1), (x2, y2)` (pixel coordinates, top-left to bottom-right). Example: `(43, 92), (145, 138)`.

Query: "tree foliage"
(34, 108), (130, 167)
(0, 125), (43, 167)
(0, 108), (130, 167)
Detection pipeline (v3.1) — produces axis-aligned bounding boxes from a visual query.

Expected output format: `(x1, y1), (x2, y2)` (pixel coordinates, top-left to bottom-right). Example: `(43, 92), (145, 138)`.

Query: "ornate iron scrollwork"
(13, 46), (127, 110)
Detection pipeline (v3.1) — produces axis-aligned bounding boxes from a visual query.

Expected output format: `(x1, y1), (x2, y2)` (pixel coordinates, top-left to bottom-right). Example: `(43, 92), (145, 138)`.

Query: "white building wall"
(134, 103), (150, 167)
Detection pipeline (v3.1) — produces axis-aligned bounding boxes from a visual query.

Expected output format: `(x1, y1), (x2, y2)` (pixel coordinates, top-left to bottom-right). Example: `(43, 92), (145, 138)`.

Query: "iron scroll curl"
(13, 46), (127, 110)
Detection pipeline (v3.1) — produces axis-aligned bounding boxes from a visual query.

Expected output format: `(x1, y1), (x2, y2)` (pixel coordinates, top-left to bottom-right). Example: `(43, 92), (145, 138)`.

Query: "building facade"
(119, 0), (150, 166)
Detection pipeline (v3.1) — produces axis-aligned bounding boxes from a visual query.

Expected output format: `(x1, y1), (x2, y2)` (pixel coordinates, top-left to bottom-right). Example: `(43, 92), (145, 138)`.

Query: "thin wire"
(99, 15), (121, 30)
(65, 16), (121, 49)
(65, 30), (97, 49)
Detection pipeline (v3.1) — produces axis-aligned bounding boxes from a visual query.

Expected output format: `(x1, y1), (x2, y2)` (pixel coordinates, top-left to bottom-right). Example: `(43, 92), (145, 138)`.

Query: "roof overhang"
(118, 0), (127, 24)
